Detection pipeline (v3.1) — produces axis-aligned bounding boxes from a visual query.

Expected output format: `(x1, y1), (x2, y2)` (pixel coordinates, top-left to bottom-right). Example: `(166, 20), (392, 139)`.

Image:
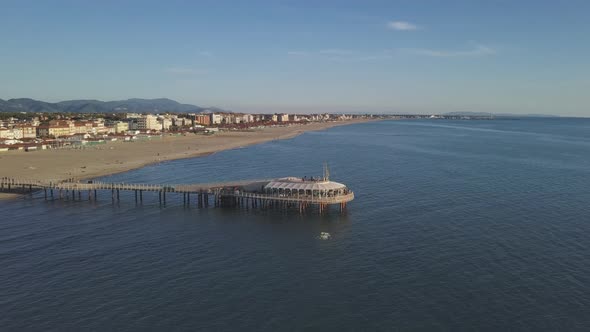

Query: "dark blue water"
(2, 119), (590, 330)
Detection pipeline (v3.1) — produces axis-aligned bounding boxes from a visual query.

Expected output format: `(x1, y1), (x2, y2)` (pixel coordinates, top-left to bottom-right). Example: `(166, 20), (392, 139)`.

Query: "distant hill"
(0, 97), (220, 114)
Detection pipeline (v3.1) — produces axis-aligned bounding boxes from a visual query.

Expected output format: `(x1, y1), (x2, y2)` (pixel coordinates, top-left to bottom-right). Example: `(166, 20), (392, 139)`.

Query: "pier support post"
(140, 190), (143, 203)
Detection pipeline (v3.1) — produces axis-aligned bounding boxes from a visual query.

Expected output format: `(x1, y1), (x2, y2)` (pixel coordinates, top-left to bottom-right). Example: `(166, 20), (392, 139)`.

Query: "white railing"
(224, 191), (355, 204)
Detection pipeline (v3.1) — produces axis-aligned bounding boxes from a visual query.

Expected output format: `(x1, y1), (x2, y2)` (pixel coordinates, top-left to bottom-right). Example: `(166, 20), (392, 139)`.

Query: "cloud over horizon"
(387, 21), (419, 31)
(287, 44), (497, 61)
(406, 45), (497, 57)
(287, 49), (393, 62)
(164, 67), (202, 75)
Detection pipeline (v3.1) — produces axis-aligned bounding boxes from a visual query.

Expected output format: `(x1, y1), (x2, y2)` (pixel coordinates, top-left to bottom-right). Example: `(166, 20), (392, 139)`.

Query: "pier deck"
(0, 176), (354, 213)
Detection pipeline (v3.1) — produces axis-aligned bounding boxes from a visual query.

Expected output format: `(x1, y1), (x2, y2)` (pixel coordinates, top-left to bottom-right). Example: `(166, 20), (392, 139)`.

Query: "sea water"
(2, 118), (590, 330)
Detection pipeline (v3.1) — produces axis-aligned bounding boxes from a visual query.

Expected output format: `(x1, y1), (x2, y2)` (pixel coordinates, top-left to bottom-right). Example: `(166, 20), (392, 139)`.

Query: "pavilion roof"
(264, 177), (347, 191)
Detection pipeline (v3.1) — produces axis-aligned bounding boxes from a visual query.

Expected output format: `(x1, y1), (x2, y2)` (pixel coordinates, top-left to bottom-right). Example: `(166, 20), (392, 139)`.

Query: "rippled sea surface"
(2, 119), (590, 330)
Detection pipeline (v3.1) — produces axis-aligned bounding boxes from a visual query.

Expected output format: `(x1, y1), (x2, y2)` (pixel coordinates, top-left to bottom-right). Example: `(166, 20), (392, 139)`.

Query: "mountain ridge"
(0, 97), (219, 114)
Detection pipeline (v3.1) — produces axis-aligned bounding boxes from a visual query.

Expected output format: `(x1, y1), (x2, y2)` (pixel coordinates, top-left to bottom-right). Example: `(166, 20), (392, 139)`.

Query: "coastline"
(0, 119), (375, 200)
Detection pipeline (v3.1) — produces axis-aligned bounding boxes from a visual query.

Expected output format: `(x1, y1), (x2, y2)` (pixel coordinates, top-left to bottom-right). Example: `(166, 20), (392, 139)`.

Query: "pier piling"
(0, 177), (354, 214)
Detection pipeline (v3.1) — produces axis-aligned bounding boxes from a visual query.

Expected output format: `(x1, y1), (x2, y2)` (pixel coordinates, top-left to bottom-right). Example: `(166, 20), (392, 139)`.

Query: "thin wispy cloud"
(287, 51), (311, 56)
(164, 67), (202, 75)
(287, 49), (393, 62)
(387, 21), (419, 31)
(197, 51), (214, 57)
(288, 44), (497, 62)
(406, 45), (497, 57)
(318, 49), (356, 56)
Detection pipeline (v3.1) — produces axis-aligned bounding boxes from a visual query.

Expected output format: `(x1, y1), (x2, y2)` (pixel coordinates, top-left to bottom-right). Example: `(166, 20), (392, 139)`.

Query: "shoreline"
(0, 119), (376, 200)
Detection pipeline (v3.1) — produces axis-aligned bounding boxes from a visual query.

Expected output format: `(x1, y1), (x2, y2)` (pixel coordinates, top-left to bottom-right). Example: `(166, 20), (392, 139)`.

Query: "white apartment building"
(0, 127), (11, 139)
(159, 117), (172, 131)
(210, 113), (223, 125)
(114, 121), (129, 133)
(243, 114), (254, 123)
(136, 115), (161, 131)
(278, 114), (289, 122)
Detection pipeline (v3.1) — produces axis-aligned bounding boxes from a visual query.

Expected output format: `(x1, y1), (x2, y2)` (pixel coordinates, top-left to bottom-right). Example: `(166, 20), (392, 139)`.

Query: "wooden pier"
(0, 176), (354, 214)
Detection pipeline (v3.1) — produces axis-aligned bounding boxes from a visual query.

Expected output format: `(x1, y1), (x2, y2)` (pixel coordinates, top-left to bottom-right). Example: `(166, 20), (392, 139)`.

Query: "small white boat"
(319, 232), (331, 240)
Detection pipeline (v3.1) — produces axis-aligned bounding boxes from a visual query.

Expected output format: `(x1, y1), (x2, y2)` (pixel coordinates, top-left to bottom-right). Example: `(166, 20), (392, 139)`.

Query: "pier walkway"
(0, 176), (354, 213)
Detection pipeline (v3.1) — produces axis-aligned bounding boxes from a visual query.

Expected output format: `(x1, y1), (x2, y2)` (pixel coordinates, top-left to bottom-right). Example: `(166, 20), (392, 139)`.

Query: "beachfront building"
(243, 114), (254, 123)
(125, 113), (142, 119)
(91, 121), (108, 134)
(277, 114), (289, 122)
(232, 115), (243, 124)
(127, 119), (139, 130)
(66, 133), (92, 143)
(210, 113), (223, 125)
(159, 117), (172, 131)
(194, 114), (211, 126)
(173, 117), (192, 128)
(37, 124), (71, 138)
(113, 121), (129, 133)
(11, 125), (37, 139)
(136, 115), (160, 131)
(220, 114), (234, 124)
(48, 120), (75, 133)
(74, 122), (93, 134)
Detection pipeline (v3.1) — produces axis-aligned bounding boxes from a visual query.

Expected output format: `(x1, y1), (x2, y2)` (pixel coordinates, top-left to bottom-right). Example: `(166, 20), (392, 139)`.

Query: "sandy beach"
(0, 120), (372, 199)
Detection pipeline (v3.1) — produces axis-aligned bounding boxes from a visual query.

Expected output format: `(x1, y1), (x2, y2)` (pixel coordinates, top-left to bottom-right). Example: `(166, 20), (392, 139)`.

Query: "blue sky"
(1, 0), (589, 115)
